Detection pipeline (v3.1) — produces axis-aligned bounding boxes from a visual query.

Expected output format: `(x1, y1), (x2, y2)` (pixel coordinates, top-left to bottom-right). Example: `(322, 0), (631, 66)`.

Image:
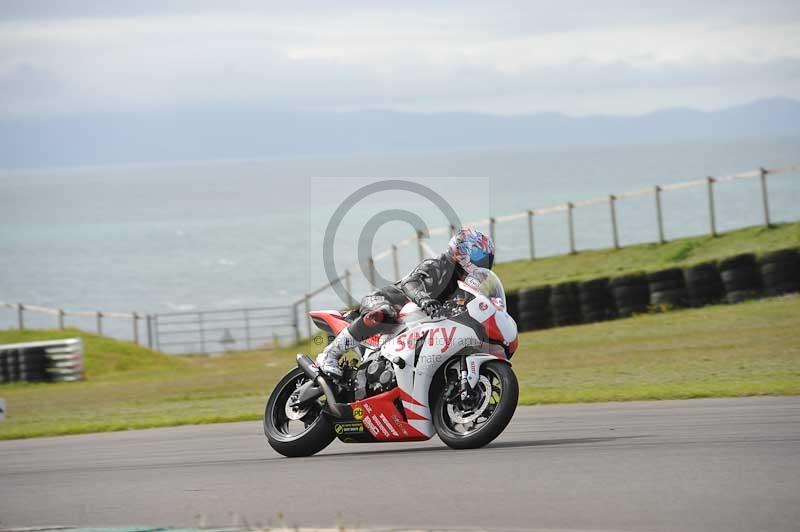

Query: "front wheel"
(264, 367), (335, 457)
(433, 360), (518, 449)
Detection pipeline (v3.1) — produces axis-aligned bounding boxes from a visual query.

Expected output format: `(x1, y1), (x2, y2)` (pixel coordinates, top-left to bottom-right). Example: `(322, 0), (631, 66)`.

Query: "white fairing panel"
(381, 318), (481, 437)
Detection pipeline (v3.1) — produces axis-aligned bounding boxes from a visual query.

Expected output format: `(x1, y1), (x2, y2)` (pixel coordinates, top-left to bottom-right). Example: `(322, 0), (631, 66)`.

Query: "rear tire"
(264, 368), (335, 457)
(433, 361), (518, 449)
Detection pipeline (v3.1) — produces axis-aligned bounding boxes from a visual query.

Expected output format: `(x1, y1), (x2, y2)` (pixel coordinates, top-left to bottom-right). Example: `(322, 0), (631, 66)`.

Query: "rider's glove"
(420, 298), (444, 318)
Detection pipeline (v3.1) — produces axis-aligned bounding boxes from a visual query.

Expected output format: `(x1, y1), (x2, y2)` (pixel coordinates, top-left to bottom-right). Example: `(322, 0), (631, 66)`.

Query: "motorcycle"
(264, 268), (519, 457)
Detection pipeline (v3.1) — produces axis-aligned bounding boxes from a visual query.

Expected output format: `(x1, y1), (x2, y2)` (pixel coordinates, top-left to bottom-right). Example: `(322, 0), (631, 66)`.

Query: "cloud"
(0, 1), (798, 117)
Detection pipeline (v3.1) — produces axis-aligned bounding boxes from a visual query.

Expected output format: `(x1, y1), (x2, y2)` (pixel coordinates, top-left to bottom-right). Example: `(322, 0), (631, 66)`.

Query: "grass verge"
(495, 221), (800, 291)
(1, 294), (799, 440)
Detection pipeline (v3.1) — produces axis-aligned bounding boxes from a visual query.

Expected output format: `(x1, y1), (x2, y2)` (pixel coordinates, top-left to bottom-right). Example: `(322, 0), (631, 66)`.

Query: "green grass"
(2, 295), (799, 440)
(495, 221), (800, 291)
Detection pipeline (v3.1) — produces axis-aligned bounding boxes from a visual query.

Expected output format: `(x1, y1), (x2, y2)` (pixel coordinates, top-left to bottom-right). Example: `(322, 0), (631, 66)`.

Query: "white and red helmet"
(448, 228), (495, 274)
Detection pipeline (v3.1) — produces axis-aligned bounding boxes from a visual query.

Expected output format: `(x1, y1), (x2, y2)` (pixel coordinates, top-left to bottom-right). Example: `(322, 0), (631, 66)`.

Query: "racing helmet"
(448, 227), (495, 273)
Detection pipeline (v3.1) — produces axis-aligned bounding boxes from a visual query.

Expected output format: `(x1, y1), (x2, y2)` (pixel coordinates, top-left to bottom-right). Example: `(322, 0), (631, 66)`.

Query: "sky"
(1, 0), (799, 119)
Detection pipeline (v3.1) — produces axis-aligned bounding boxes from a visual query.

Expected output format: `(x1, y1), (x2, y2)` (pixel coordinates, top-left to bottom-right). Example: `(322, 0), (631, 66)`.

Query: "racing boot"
(315, 327), (357, 378)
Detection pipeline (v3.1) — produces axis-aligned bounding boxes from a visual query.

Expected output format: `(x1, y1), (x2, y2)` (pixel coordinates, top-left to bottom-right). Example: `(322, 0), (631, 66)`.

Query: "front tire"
(264, 368), (335, 457)
(433, 360), (518, 449)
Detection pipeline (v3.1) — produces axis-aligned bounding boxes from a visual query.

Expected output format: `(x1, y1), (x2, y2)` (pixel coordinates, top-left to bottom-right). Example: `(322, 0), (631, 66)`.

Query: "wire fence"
(292, 164), (799, 338)
(0, 302), (297, 355)
(2, 163), (798, 352)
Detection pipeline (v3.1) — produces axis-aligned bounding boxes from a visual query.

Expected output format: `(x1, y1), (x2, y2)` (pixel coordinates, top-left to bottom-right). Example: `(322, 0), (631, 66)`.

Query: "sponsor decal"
(479, 301), (488, 311)
(379, 413), (400, 437)
(362, 416), (381, 437)
(395, 326), (458, 354)
(364, 403), (373, 414)
(334, 422), (364, 435)
(370, 415), (392, 438)
(392, 414), (409, 436)
(469, 360), (477, 374)
(352, 406), (365, 421)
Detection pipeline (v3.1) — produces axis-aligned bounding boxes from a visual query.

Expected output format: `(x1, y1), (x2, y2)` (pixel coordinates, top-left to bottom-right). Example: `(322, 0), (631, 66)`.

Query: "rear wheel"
(264, 368), (335, 457)
(433, 360), (518, 449)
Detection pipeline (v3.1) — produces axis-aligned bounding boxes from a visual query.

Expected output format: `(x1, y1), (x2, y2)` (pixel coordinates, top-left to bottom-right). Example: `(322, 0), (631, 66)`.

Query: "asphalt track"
(1, 397), (799, 532)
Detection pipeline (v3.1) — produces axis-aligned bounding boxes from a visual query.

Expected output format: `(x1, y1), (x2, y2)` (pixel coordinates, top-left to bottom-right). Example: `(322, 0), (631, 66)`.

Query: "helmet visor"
(470, 247), (494, 269)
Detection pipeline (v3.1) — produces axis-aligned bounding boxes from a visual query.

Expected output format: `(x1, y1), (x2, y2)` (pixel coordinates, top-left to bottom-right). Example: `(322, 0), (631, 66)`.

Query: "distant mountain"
(2, 97), (799, 169)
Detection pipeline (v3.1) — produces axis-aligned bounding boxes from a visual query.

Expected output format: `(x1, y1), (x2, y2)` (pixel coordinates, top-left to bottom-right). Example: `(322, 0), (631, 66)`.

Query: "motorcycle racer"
(316, 227), (495, 377)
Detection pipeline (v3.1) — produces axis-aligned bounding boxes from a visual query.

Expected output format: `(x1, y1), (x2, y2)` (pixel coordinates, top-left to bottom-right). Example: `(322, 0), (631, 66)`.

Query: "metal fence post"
(609, 195), (620, 249)
(58, 309), (65, 330)
(344, 269), (354, 307)
(527, 210), (535, 259)
(154, 315), (160, 351)
(368, 256), (376, 287)
(391, 245), (400, 281)
(147, 314), (153, 348)
(304, 294), (312, 339)
(198, 312), (206, 354)
(244, 309), (251, 350)
(707, 177), (717, 237)
(655, 185), (665, 244)
(489, 217), (496, 248)
(760, 167), (771, 227)
(567, 202), (576, 254)
(416, 230), (424, 262)
(449, 224), (456, 237)
(292, 303), (301, 345)
(132, 312), (139, 345)
(17, 303), (23, 330)
(96, 311), (103, 335)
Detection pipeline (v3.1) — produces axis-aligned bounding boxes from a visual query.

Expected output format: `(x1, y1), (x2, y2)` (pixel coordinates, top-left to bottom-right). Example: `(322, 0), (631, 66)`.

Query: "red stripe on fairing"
(398, 388), (425, 406)
(508, 336), (519, 356)
(309, 311), (348, 336)
(352, 387), (428, 442)
(403, 407), (428, 421)
(482, 313), (506, 343)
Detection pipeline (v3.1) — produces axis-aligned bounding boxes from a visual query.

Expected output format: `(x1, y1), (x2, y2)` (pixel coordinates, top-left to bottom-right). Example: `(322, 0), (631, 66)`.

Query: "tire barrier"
(647, 268), (688, 309)
(517, 286), (552, 331)
(505, 290), (520, 322)
(609, 273), (650, 318)
(0, 338), (84, 383)
(550, 282), (581, 326)
(506, 247), (799, 335)
(685, 262), (724, 307)
(758, 249), (800, 296)
(578, 278), (615, 323)
(718, 253), (761, 304)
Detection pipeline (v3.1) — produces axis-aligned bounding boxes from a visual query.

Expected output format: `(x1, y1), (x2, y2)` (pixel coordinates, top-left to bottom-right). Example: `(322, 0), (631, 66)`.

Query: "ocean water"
(1, 137), (799, 343)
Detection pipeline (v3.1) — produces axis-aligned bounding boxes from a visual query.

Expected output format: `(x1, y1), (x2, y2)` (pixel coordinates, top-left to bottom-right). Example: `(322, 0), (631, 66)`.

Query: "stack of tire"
(684, 262), (724, 307)
(549, 282), (581, 326)
(647, 268), (688, 309)
(516, 286), (552, 332)
(0, 347), (47, 383)
(505, 291), (520, 324)
(757, 249), (800, 296)
(718, 254), (761, 303)
(0, 338), (84, 383)
(609, 273), (650, 317)
(578, 278), (616, 323)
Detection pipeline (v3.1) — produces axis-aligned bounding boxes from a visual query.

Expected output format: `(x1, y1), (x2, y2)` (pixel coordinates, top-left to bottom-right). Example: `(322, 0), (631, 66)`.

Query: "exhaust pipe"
(296, 354), (342, 418)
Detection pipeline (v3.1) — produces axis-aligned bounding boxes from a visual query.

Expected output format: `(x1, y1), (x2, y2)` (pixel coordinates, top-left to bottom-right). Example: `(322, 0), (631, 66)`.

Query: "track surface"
(1, 397), (799, 531)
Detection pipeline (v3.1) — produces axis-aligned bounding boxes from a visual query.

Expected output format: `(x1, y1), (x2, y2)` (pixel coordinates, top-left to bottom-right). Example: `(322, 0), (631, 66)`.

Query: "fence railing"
(291, 164), (799, 338)
(152, 306), (296, 354)
(0, 302), (296, 355)
(0, 302), (148, 344)
(3, 163), (798, 351)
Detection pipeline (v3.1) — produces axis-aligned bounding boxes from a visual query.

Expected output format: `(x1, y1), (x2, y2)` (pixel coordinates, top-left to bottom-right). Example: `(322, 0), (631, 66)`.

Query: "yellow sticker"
(334, 424), (344, 435)
(352, 407), (365, 421)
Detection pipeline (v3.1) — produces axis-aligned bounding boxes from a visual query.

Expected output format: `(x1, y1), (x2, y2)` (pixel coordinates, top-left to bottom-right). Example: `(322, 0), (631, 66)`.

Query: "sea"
(1, 137), (799, 340)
